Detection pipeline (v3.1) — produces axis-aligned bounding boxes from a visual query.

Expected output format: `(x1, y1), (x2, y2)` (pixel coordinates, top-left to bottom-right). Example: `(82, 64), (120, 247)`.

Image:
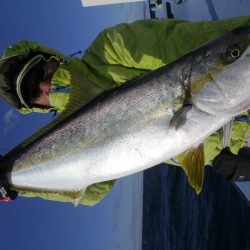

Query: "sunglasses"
(32, 64), (48, 84)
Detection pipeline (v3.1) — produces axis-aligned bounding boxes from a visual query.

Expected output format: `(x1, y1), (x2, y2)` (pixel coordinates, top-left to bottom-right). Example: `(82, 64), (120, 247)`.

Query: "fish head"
(192, 26), (250, 117)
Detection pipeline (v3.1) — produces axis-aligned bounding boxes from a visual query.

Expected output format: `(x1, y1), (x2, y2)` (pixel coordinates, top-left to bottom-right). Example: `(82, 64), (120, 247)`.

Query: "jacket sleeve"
(83, 16), (250, 90)
(20, 180), (115, 206)
(79, 180), (116, 206)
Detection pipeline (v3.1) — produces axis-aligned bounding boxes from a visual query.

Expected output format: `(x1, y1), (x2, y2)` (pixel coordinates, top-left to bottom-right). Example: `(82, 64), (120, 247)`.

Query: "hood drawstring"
(63, 50), (82, 63)
(50, 108), (58, 118)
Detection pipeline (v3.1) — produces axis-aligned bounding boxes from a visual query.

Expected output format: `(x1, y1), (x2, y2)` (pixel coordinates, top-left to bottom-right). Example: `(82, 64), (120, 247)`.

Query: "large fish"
(1, 27), (250, 205)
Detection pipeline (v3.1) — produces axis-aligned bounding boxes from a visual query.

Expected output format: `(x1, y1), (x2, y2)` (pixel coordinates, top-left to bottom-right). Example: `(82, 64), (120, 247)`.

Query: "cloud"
(2, 109), (19, 134)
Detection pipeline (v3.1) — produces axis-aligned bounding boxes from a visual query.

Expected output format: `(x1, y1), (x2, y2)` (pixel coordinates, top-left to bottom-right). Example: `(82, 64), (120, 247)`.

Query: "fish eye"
(223, 44), (242, 64)
(230, 47), (241, 58)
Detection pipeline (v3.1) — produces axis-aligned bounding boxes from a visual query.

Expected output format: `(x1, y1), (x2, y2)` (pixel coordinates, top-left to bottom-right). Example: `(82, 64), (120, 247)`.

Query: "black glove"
(212, 146), (250, 181)
(0, 176), (18, 202)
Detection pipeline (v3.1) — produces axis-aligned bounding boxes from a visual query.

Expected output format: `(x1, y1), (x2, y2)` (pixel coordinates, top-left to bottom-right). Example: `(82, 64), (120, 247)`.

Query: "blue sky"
(0, 1), (145, 250)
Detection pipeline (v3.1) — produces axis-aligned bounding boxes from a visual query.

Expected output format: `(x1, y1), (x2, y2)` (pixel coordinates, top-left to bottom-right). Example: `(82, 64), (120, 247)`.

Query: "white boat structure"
(81, 0), (145, 7)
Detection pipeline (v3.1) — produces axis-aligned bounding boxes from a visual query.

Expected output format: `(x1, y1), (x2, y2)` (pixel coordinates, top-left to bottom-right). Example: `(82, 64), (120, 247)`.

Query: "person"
(149, 0), (163, 18)
(1, 16), (250, 205)
(149, 0), (163, 11)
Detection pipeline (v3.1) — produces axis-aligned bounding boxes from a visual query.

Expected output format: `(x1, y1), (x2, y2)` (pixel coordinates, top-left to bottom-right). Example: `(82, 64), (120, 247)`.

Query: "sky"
(1, 1), (250, 250)
(0, 1), (146, 250)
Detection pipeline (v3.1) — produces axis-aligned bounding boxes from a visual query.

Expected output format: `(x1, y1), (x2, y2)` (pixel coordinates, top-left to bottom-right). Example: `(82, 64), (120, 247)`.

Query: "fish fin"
(169, 103), (192, 129)
(176, 143), (205, 194)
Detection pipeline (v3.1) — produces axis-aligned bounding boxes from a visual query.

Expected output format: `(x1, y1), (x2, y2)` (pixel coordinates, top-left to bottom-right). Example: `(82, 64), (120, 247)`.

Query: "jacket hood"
(2, 40), (65, 60)
(0, 41), (65, 112)
(0, 40), (97, 114)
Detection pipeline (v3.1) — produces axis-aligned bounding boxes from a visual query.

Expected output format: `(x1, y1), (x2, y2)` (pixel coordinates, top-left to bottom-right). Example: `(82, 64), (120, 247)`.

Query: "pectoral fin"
(176, 143), (205, 194)
(170, 78), (192, 130)
(170, 103), (192, 129)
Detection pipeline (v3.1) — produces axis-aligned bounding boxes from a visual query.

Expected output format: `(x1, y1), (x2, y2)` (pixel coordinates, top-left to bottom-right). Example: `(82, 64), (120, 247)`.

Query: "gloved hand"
(212, 146), (250, 181)
(0, 176), (18, 202)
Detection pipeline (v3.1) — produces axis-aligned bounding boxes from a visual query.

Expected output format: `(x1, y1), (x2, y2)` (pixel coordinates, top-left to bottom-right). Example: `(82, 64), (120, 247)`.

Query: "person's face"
(32, 60), (59, 107)
(33, 81), (51, 106)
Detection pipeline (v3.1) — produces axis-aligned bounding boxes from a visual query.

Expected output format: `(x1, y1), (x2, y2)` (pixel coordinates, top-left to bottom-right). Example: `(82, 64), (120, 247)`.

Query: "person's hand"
(0, 177), (18, 202)
(212, 146), (250, 181)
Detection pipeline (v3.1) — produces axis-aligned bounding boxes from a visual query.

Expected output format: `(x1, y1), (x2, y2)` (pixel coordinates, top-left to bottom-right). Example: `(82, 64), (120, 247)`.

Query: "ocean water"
(143, 164), (250, 250)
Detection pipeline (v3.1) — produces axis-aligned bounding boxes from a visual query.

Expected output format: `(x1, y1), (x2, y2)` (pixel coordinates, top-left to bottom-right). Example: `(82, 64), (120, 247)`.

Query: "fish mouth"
(231, 98), (250, 115)
(194, 88), (250, 117)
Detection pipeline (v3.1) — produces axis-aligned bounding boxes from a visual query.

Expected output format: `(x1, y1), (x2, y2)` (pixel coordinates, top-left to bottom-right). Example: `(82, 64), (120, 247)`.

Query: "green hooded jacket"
(1, 16), (250, 205)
